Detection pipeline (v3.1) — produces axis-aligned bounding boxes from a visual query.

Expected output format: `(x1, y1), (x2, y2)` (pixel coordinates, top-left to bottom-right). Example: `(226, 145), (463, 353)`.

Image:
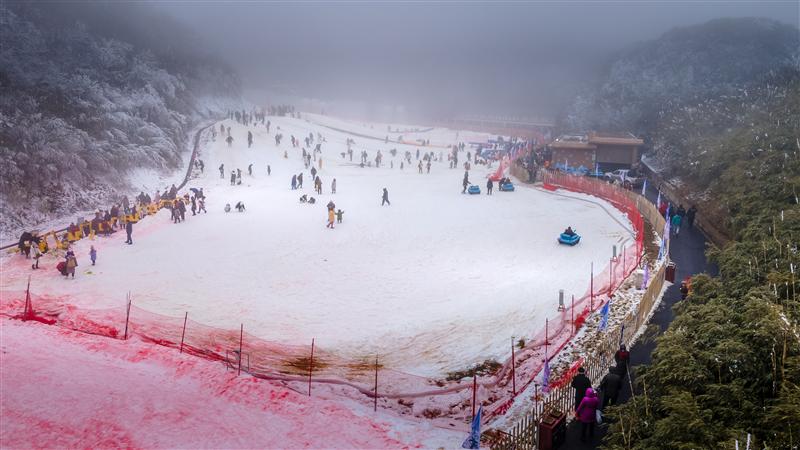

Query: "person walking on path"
(671, 212), (682, 235)
(614, 345), (630, 377)
(599, 366), (622, 410)
(381, 188), (390, 206)
(575, 388), (600, 442)
(89, 246), (97, 266)
(571, 367), (591, 410)
(687, 205), (697, 228)
(125, 221), (133, 245)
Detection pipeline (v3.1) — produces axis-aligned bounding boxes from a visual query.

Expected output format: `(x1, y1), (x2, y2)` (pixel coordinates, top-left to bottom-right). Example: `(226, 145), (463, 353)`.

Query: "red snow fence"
(2, 172), (661, 429)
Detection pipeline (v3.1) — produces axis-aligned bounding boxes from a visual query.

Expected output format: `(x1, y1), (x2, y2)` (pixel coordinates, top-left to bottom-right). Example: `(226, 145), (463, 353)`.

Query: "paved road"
(561, 184), (719, 449)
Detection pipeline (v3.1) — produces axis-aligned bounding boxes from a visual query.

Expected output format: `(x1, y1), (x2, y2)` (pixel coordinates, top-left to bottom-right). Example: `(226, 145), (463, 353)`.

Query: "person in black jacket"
(571, 367), (591, 409)
(600, 366), (622, 410)
(125, 221), (133, 245)
(486, 178), (493, 195)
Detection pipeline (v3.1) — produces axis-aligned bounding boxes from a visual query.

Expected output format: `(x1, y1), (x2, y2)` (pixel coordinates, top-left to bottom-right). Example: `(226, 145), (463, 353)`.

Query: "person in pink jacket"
(575, 387), (600, 442)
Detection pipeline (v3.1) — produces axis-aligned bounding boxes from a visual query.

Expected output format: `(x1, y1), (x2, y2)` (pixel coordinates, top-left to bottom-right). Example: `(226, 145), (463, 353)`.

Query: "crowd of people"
(17, 184), (210, 278)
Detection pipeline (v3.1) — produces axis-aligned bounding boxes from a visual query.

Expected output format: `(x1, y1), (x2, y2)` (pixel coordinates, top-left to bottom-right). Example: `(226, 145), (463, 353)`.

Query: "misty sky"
(155, 1), (799, 118)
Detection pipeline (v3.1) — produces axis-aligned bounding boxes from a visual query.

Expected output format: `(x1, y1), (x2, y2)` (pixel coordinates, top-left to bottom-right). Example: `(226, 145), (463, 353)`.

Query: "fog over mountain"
(154, 1), (799, 120)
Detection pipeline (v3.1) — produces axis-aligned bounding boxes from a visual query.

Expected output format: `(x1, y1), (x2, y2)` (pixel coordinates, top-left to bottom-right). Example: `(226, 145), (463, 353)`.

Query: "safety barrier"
(1, 120), (218, 253)
(489, 172), (668, 450)
(1, 171), (650, 426)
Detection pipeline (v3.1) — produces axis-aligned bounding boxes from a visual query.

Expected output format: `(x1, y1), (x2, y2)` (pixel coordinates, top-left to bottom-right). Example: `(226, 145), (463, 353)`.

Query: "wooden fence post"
(373, 356), (379, 412)
(179, 312), (188, 353)
(237, 323), (243, 376)
(511, 337), (516, 395)
(123, 292), (132, 340)
(308, 338), (315, 396)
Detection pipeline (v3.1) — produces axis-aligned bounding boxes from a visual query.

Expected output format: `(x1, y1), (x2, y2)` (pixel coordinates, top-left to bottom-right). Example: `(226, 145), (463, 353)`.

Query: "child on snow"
(326, 208), (335, 229)
(336, 209), (344, 224)
(89, 245), (97, 266)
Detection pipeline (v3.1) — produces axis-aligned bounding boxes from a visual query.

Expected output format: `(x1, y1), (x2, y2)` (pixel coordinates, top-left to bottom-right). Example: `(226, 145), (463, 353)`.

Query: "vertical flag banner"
(461, 406), (482, 449)
(599, 298), (611, 332)
(542, 356), (551, 394)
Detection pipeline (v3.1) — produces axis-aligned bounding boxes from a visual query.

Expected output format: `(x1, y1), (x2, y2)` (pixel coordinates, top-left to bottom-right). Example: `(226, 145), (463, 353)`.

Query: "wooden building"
(549, 132), (643, 171)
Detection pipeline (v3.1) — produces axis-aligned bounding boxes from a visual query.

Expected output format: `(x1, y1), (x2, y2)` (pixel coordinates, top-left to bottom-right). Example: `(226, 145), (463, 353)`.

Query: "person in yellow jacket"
(326, 207), (335, 229)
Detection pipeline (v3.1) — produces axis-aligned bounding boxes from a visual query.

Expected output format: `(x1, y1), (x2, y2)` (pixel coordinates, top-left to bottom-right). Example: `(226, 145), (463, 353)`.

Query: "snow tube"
(56, 261), (66, 275)
(500, 182), (515, 192)
(468, 185), (481, 195)
(558, 233), (581, 246)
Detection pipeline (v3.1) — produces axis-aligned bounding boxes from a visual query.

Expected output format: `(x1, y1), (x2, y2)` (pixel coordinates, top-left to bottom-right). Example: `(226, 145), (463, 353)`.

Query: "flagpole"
(590, 262), (594, 311)
(511, 337), (516, 395)
(472, 375), (477, 420)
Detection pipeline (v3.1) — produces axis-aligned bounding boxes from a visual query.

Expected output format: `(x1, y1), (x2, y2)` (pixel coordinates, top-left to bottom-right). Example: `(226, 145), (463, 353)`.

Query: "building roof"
(550, 131), (642, 150)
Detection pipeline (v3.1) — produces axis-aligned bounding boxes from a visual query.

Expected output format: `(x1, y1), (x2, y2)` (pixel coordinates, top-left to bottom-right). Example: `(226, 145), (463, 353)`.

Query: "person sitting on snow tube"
(564, 226), (576, 237)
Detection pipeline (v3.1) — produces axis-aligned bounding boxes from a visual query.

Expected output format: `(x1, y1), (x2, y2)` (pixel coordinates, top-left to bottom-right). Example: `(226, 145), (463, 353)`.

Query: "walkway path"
(562, 183), (718, 449)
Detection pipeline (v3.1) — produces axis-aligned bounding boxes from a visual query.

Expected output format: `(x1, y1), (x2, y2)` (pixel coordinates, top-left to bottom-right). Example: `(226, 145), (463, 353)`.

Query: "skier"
(381, 188), (390, 206)
(248, 164), (253, 176)
(297, 173), (303, 189)
(311, 166), (317, 180)
(426, 160), (431, 173)
(418, 161), (423, 174)
(487, 178), (493, 195)
(291, 174), (297, 190)
(191, 196), (197, 215)
(230, 171), (236, 186)
(247, 131), (253, 148)
(331, 178), (336, 194)
(219, 164), (225, 179)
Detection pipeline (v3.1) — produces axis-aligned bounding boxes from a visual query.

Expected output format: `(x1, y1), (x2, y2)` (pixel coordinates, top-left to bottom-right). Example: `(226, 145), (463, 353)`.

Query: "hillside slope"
(0, 3), (241, 237)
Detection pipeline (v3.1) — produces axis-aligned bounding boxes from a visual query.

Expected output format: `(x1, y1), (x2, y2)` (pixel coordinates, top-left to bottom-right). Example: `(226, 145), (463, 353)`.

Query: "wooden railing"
(490, 178), (669, 450)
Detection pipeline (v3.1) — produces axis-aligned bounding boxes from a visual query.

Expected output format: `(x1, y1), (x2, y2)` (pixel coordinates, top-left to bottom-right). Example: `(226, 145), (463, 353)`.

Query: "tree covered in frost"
(569, 18), (800, 450)
(0, 2), (240, 234)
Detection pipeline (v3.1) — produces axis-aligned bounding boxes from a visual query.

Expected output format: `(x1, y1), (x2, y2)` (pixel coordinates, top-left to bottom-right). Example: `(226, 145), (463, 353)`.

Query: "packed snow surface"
(0, 318), (458, 448)
(0, 114), (632, 376)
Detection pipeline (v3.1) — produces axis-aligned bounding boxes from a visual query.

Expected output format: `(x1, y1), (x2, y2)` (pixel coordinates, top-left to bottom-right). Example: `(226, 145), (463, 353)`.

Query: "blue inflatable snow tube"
(468, 185), (481, 195)
(500, 183), (515, 192)
(558, 233), (581, 246)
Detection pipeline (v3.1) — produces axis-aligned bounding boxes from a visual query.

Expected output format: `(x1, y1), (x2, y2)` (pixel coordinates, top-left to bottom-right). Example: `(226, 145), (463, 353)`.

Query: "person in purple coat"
(575, 387), (600, 442)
